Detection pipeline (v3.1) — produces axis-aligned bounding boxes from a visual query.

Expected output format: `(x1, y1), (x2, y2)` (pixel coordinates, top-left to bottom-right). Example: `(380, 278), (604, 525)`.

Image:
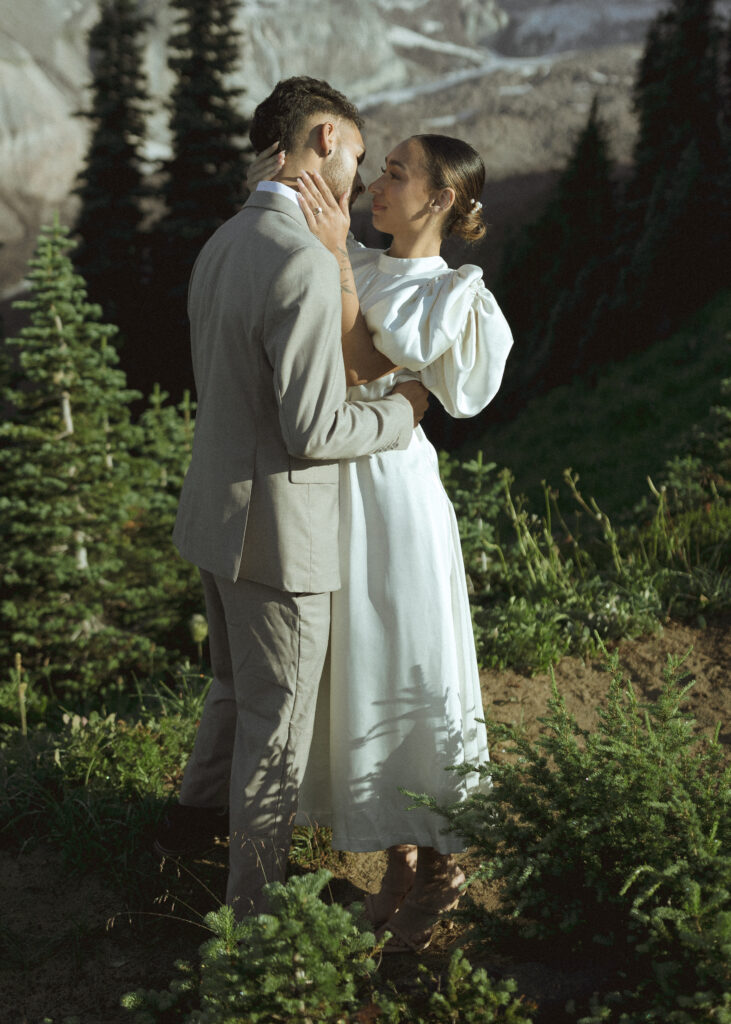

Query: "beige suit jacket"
(173, 190), (414, 592)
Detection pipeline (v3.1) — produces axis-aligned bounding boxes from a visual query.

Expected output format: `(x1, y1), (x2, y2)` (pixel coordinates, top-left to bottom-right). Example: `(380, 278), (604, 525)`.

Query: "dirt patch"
(1, 617), (728, 1024)
(483, 615), (731, 744)
(0, 845), (208, 1024)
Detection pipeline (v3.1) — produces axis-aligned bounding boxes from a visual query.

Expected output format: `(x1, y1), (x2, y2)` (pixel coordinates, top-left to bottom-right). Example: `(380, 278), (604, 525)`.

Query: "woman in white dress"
(252, 134), (513, 951)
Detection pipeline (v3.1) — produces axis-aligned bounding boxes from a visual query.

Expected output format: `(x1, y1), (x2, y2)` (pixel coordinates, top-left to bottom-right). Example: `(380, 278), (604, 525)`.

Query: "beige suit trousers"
(179, 570), (330, 917)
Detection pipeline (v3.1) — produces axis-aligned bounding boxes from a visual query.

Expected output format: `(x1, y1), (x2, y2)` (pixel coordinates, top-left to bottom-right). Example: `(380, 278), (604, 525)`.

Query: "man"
(156, 77), (429, 918)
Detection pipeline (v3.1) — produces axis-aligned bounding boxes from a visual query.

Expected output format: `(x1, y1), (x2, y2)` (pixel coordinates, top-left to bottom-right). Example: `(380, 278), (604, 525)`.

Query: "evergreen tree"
(501, 0), (730, 395)
(163, 0), (249, 244)
(722, 16), (731, 133)
(146, 0), (250, 397)
(0, 219), (156, 696)
(631, 0), (723, 202)
(617, 0), (728, 331)
(540, 97), (617, 383)
(718, 15), (731, 260)
(553, 99), (616, 274)
(124, 385), (202, 651)
(493, 198), (561, 390)
(73, 0), (151, 332)
(496, 98), (616, 397)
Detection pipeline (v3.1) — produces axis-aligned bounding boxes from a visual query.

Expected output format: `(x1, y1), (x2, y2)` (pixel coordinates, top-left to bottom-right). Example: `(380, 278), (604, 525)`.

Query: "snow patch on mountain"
(356, 49), (554, 110)
(376, 0), (432, 10)
(387, 25), (487, 63)
(510, 2), (665, 52)
(497, 0), (731, 55)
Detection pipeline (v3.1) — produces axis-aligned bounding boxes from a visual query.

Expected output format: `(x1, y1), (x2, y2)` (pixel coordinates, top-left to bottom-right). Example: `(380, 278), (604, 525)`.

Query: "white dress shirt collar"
(256, 180), (300, 207)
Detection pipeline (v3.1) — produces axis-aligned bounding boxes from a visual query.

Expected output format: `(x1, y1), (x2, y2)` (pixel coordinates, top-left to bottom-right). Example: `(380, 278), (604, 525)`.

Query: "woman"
(250, 135), (513, 952)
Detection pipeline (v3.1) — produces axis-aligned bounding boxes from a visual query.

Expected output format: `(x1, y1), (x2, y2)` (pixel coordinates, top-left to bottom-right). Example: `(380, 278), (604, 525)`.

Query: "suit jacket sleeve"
(263, 245), (413, 459)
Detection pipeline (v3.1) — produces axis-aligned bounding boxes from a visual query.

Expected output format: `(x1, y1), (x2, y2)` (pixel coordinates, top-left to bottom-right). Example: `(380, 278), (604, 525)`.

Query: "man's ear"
(318, 121), (336, 157)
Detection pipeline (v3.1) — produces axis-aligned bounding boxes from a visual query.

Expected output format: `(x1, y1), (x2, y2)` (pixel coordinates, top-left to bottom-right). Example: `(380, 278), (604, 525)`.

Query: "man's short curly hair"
(249, 76), (364, 154)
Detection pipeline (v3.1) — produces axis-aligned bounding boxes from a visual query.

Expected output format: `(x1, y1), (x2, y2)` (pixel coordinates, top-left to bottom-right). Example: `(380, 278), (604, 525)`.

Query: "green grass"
(0, 671), (211, 888)
(468, 289), (731, 518)
(442, 336), (730, 673)
(2, 312), (729, 1019)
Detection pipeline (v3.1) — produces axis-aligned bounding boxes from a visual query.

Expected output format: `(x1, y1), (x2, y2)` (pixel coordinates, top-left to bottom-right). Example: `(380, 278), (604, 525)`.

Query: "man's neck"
(274, 157), (323, 188)
(270, 175), (299, 190)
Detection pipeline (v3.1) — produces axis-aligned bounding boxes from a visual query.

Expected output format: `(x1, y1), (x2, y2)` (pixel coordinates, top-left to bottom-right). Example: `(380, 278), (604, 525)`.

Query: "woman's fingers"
(247, 141), (284, 190)
(297, 192), (317, 228)
(296, 178), (314, 218)
(300, 172), (350, 226)
(297, 173), (326, 218)
(308, 170), (338, 208)
(296, 172), (316, 200)
(298, 172), (326, 212)
(308, 171), (352, 230)
(298, 170), (349, 216)
(297, 171), (350, 247)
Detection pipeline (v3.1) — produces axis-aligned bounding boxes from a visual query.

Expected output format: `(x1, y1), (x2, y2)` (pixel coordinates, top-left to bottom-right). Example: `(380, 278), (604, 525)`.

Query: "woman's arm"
(331, 239), (398, 387)
(297, 171), (398, 387)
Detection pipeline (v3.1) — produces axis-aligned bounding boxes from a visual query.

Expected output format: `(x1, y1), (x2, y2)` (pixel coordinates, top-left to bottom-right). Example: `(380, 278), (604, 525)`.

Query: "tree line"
(71, 0), (731, 428)
(491, 0), (731, 418)
(72, 0), (249, 401)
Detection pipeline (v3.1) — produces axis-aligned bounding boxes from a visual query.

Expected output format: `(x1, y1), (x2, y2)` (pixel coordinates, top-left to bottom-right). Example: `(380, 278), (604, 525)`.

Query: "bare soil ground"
(1, 615), (728, 1024)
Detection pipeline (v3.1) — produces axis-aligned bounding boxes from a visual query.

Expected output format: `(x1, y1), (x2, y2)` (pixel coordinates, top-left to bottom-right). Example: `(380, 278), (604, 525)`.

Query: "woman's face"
(367, 137), (435, 237)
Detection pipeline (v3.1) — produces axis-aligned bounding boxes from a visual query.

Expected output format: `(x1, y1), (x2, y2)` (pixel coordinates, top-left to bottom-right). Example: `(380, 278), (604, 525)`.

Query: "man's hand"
(392, 380), (429, 426)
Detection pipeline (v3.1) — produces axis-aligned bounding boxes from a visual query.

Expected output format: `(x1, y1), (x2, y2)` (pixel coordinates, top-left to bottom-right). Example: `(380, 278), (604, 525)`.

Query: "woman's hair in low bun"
(413, 134), (487, 243)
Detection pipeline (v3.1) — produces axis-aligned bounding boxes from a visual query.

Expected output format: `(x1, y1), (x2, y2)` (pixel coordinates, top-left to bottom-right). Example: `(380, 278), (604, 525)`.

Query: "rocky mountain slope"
(0, 0), (721, 297)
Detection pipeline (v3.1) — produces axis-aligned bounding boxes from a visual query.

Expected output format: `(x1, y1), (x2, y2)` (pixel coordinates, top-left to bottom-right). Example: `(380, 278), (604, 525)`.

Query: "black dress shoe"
(153, 803), (229, 857)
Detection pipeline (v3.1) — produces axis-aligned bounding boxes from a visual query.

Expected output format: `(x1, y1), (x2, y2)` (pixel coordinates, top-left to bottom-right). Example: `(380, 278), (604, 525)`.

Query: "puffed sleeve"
(365, 265), (514, 418)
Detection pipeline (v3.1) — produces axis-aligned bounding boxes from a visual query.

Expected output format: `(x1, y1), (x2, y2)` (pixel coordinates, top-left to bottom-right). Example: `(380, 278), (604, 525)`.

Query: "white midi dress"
(297, 246), (514, 853)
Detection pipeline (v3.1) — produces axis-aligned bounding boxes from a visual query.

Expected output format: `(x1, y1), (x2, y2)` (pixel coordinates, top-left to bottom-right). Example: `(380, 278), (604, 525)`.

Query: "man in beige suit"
(158, 77), (428, 917)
